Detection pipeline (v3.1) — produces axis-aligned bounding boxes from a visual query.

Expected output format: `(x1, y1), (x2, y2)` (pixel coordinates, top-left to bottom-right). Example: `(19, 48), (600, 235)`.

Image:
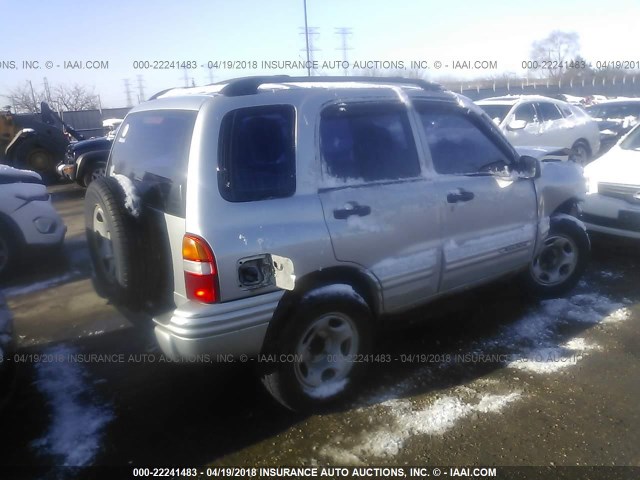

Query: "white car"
(582, 124), (640, 239)
(477, 95), (601, 165)
(0, 165), (66, 279)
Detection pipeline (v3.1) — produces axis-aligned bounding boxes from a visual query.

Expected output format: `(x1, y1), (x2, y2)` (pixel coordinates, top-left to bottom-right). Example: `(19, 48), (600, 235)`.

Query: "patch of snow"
(31, 345), (114, 466)
(372, 249), (438, 280)
(563, 337), (601, 352)
(320, 175), (365, 189)
(508, 347), (579, 373)
(3, 271), (83, 298)
(112, 174), (141, 218)
(330, 393), (520, 461)
(346, 215), (383, 233)
(598, 270), (623, 280)
(602, 307), (631, 324)
(302, 284), (364, 304)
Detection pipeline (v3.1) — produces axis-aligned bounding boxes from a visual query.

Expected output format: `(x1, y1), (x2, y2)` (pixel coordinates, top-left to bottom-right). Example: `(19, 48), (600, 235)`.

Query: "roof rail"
(217, 75), (443, 97)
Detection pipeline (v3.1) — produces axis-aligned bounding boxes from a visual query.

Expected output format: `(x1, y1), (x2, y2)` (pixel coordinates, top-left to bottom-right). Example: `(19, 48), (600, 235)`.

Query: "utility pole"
(303, 0), (310, 76)
(299, 26), (319, 76)
(182, 69), (190, 87)
(123, 79), (133, 107)
(136, 75), (145, 103)
(206, 68), (215, 85)
(28, 80), (38, 112)
(43, 77), (52, 103)
(335, 27), (353, 75)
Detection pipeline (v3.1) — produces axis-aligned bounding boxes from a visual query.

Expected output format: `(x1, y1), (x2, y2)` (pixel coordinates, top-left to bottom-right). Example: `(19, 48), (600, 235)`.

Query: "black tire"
(569, 140), (591, 166)
(261, 286), (373, 412)
(82, 162), (107, 188)
(523, 216), (590, 298)
(14, 143), (57, 184)
(84, 176), (144, 307)
(0, 219), (20, 281)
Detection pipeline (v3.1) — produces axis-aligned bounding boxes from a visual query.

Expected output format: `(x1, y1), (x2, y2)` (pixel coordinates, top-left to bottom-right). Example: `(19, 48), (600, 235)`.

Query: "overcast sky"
(1, 0), (638, 107)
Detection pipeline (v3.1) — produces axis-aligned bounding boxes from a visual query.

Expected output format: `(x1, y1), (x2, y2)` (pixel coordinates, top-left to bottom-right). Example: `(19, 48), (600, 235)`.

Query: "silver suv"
(85, 76), (590, 410)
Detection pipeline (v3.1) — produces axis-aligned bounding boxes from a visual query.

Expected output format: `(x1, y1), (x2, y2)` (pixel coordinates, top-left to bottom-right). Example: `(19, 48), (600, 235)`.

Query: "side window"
(417, 105), (512, 175)
(513, 103), (538, 123)
(560, 105), (574, 118)
(218, 105), (295, 202)
(536, 102), (563, 121)
(320, 103), (420, 183)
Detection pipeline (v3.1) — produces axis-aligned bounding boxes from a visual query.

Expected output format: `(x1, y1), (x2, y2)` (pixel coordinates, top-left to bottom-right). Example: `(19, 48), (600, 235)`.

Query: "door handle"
(333, 201), (372, 219)
(447, 189), (475, 203)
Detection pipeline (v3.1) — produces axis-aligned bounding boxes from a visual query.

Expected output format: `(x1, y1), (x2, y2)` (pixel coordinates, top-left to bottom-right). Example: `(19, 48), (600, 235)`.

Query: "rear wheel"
(261, 286), (373, 411)
(13, 143), (57, 183)
(569, 141), (590, 166)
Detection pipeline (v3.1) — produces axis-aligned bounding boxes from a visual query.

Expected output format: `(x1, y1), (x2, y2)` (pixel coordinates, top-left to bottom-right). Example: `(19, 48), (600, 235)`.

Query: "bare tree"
(4, 81), (99, 113)
(51, 83), (99, 111)
(530, 31), (581, 81)
(5, 81), (45, 113)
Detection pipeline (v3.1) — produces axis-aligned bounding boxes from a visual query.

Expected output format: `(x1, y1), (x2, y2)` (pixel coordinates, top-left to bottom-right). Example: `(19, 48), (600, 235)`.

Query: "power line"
(123, 79), (133, 107)
(136, 75), (145, 103)
(335, 27), (353, 76)
(299, 26), (320, 76)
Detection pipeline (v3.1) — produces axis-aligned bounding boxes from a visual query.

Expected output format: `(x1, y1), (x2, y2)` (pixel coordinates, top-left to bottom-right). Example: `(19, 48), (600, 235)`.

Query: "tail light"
(182, 234), (219, 303)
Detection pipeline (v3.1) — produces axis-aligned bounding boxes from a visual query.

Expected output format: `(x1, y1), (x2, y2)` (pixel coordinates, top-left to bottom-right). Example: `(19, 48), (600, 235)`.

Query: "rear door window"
(109, 110), (197, 216)
(218, 105), (295, 202)
(320, 103), (420, 183)
(536, 102), (563, 121)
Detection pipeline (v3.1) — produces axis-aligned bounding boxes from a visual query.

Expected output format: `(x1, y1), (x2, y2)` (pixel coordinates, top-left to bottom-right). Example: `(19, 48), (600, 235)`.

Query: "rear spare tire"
(84, 176), (144, 307)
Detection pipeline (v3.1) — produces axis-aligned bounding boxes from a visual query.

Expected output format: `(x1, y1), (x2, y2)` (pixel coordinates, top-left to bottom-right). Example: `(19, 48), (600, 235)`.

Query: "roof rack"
(216, 75), (443, 97)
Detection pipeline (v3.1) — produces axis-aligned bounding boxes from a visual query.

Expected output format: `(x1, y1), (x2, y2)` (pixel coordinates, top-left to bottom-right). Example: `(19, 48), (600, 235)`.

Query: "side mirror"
(507, 119), (528, 131)
(515, 155), (541, 179)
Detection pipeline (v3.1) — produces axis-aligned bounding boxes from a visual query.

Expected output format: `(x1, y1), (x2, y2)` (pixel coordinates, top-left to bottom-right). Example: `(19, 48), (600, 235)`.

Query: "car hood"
(584, 146), (640, 185)
(515, 146), (571, 161)
(68, 136), (112, 153)
(0, 164), (43, 184)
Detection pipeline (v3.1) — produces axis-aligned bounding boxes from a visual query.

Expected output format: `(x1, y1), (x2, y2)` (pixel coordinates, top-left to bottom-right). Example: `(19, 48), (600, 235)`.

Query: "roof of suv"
(138, 76), (457, 112)
(477, 95), (565, 106)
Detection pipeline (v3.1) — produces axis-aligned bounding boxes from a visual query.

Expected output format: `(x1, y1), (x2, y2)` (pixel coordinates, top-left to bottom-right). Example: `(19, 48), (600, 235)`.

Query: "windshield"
(619, 124), (640, 150)
(477, 104), (512, 125)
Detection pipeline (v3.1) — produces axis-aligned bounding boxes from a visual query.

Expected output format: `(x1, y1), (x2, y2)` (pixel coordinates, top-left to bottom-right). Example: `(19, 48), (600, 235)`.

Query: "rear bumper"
(153, 291), (284, 360)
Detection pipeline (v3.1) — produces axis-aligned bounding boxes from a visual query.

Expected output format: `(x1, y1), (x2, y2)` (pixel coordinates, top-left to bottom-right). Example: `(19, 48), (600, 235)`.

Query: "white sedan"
(582, 124), (640, 239)
(0, 165), (66, 279)
(477, 95), (601, 165)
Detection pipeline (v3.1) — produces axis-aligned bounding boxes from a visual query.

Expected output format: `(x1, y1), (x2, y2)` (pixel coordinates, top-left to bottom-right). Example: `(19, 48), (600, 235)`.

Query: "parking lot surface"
(1, 183), (639, 471)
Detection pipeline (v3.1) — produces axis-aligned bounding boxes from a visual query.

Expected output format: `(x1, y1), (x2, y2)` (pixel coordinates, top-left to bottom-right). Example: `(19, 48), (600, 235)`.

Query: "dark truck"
(57, 135), (112, 187)
(0, 102), (84, 181)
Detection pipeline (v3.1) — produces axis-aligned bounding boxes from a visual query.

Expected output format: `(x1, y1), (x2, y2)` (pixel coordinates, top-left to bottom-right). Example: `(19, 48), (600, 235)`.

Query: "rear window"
(218, 105), (296, 202)
(109, 110), (197, 217)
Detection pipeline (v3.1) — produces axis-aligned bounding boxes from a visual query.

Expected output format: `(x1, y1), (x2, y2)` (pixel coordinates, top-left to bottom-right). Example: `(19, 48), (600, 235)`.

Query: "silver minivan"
(85, 76), (590, 410)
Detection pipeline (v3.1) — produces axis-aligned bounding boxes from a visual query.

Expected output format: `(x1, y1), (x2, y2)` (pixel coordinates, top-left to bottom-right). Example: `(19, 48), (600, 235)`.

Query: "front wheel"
(261, 286), (373, 411)
(523, 216), (590, 298)
(82, 163), (106, 187)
